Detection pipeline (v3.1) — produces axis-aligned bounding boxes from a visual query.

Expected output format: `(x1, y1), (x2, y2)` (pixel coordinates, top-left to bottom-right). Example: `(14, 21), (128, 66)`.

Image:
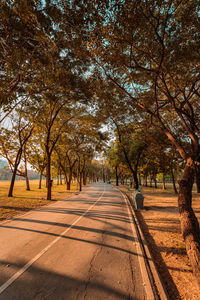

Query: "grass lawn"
(0, 179), (77, 221)
(118, 183), (200, 300)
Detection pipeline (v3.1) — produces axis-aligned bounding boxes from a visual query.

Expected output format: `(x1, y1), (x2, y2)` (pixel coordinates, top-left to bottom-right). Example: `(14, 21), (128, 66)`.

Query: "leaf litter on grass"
(119, 184), (200, 300)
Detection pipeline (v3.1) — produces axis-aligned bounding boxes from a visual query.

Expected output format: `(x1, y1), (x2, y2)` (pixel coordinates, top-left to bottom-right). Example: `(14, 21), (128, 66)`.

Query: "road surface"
(0, 182), (147, 299)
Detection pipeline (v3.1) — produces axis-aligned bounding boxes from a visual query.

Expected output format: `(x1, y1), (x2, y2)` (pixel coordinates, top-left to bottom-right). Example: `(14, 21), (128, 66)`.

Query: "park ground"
(0, 180), (200, 299)
(0, 180), (77, 221)
(119, 183), (200, 300)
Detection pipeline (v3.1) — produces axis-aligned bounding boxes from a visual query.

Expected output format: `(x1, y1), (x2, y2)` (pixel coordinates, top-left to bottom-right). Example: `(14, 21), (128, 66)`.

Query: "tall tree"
(0, 113), (34, 196)
(54, 135), (78, 191)
(33, 96), (75, 200)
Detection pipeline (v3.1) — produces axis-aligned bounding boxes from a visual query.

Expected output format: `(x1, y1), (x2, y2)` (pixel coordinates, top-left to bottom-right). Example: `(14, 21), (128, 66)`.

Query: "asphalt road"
(0, 182), (146, 300)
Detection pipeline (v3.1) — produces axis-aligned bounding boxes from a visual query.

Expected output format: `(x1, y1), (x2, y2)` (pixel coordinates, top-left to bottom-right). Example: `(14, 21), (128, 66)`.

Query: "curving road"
(0, 182), (146, 299)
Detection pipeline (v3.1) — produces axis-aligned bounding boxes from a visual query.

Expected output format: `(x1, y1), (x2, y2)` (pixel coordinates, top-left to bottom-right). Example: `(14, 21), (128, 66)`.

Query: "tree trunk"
(139, 172), (142, 185)
(195, 165), (200, 193)
(24, 148), (30, 191)
(79, 171), (82, 192)
(83, 170), (87, 185)
(150, 177), (152, 187)
(60, 174), (63, 185)
(162, 173), (166, 190)
(115, 166), (119, 186)
(83, 176), (87, 185)
(46, 152), (51, 200)
(57, 176), (59, 185)
(38, 172), (42, 189)
(67, 181), (70, 190)
(144, 175), (148, 187)
(102, 166), (105, 182)
(8, 149), (22, 197)
(65, 167), (73, 191)
(67, 170), (72, 190)
(171, 166), (178, 194)
(25, 174), (30, 191)
(133, 170), (139, 189)
(154, 175), (157, 188)
(8, 167), (17, 197)
(178, 158), (200, 286)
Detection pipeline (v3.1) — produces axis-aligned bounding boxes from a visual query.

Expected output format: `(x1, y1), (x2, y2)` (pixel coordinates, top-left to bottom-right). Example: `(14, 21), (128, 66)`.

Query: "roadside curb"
(116, 187), (169, 300)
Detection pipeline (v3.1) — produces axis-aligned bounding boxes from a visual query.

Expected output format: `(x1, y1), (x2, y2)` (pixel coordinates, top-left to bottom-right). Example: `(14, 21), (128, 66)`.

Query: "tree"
(54, 136), (78, 191)
(0, 0), (60, 111)
(107, 143), (121, 186)
(28, 141), (46, 189)
(141, 127), (180, 193)
(33, 95), (76, 200)
(0, 113), (34, 196)
(82, 0), (200, 284)
(71, 116), (107, 191)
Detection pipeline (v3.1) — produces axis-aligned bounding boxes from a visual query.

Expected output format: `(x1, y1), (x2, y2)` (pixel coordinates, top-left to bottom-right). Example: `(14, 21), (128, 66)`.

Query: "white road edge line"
(115, 187), (155, 299)
(0, 185), (106, 295)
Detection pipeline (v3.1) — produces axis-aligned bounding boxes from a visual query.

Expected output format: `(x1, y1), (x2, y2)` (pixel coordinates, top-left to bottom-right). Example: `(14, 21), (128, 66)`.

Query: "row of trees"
(0, 104), (106, 198)
(80, 0), (200, 285)
(107, 127), (181, 194)
(0, 0), (106, 199)
(1, 0), (200, 286)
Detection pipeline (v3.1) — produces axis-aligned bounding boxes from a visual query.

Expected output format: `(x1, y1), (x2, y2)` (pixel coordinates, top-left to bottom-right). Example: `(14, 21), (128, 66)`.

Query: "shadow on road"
(0, 219), (148, 258)
(0, 259), (138, 300)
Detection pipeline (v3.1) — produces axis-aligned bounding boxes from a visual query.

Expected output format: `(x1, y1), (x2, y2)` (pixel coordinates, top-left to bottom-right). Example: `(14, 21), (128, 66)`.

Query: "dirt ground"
(119, 184), (200, 300)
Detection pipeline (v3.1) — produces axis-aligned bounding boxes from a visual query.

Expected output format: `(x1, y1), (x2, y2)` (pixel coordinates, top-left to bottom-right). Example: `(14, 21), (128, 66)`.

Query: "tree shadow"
(143, 192), (177, 198)
(135, 210), (182, 300)
(145, 225), (180, 234)
(0, 218), (136, 244)
(55, 189), (79, 195)
(36, 205), (131, 225)
(0, 259), (139, 300)
(144, 218), (180, 224)
(158, 246), (187, 256)
(63, 199), (127, 208)
(0, 206), (151, 260)
(144, 206), (178, 213)
(0, 224), (142, 258)
(142, 218), (180, 234)
(0, 206), (30, 212)
(12, 196), (57, 202)
(167, 266), (192, 273)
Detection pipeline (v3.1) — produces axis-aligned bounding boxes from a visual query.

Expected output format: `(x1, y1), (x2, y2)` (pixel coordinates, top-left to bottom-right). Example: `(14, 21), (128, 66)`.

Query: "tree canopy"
(0, 0), (200, 286)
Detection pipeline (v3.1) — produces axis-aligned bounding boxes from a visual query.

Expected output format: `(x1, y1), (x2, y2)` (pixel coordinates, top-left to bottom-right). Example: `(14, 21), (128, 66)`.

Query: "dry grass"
(119, 184), (200, 300)
(0, 179), (77, 221)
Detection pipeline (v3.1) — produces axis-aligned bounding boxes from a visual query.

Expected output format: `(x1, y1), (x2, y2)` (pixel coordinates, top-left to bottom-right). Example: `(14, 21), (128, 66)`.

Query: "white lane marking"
(0, 185), (106, 295)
